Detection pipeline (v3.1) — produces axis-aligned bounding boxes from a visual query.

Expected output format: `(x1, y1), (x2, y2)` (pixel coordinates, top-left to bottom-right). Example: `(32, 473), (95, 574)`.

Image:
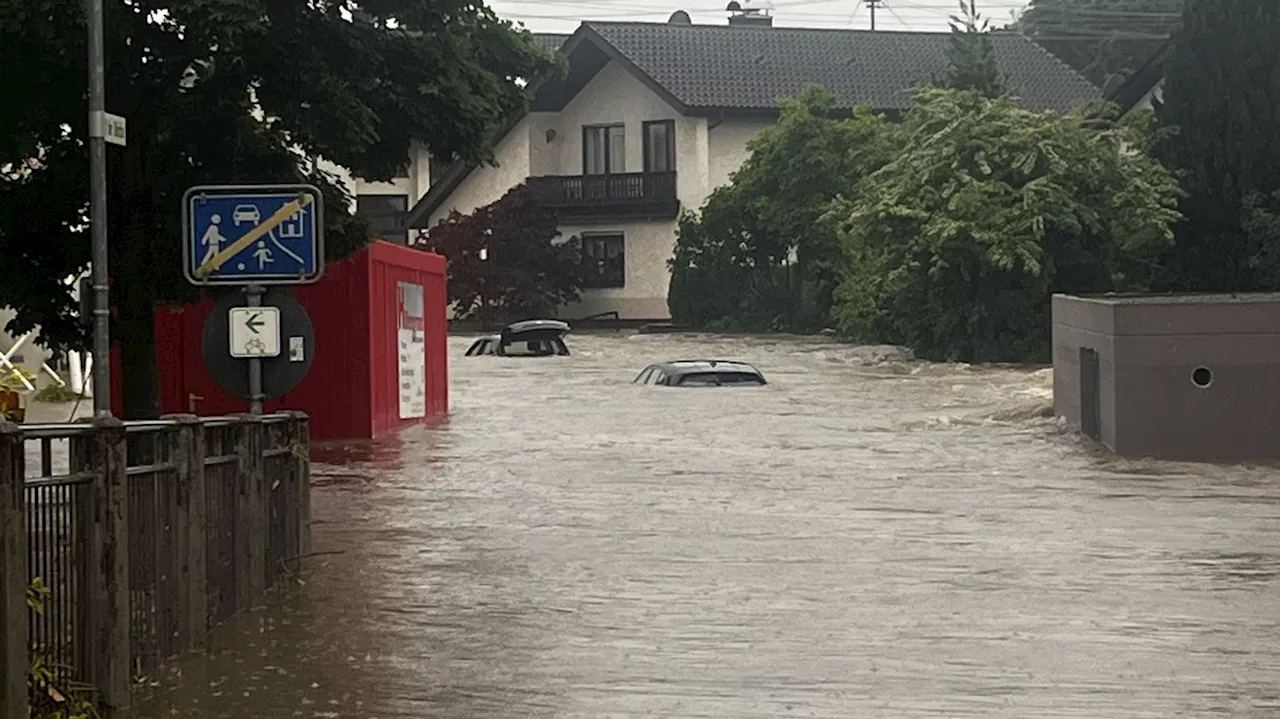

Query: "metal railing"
(1, 412), (311, 716)
(527, 171), (679, 217)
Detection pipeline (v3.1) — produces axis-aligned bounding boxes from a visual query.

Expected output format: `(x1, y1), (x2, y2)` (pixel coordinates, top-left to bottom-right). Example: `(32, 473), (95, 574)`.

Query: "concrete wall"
(1051, 295), (1118, 450)
(1053, 293), (1280, 461)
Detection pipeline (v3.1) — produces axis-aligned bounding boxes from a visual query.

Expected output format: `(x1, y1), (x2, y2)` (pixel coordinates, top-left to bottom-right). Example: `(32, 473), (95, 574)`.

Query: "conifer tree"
(1155, 0), (1280, 290)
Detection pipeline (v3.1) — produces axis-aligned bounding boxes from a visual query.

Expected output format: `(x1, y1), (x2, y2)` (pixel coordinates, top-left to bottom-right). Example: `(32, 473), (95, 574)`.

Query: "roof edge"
(1105, 41), (1170, 113)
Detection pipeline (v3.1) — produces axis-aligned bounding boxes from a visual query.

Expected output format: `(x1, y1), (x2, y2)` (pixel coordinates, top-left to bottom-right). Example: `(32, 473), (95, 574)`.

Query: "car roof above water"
(649, 360), (762, 376)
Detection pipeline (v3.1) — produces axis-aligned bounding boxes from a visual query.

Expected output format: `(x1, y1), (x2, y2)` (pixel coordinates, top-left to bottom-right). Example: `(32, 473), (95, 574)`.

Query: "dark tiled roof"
(586, 22), (1100, 112)
(532, 32), (571, 52)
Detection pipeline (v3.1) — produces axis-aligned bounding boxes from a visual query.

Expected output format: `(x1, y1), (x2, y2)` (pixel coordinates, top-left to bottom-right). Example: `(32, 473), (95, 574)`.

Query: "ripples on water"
(133, 333), (1280, 718)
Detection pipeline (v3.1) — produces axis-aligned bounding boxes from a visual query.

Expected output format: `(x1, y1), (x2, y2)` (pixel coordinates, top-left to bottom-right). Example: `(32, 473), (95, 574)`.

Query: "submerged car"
(633, 360), (767, 387)
(465, 319), (571, 357)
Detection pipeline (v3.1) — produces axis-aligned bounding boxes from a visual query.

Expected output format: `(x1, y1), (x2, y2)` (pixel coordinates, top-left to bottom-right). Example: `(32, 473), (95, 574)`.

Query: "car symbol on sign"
(232, 205), (261, 226)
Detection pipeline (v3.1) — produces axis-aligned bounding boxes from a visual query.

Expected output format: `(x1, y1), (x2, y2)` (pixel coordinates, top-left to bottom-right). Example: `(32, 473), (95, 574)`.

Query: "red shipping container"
(110, 241), (448, 440)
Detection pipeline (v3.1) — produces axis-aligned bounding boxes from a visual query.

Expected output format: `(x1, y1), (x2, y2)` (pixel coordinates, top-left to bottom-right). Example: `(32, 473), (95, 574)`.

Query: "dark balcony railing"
(527, 171), (679, 220)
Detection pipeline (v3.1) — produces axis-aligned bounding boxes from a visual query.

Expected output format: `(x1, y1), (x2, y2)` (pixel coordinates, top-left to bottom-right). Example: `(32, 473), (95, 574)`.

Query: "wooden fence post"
(0, 421), (28, 719)
(84, 417), (130, 710)
(162, 414), (208, 651)
(290, 412), (312, 559)
(234, 416), (266, 609)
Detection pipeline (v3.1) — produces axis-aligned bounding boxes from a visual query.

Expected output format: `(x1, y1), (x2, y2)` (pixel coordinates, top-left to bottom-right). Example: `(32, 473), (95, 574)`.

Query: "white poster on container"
(397, 281), (426, 419)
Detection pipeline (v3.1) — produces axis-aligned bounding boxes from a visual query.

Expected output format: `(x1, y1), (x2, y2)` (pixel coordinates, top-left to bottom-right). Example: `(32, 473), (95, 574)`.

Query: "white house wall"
(427, 116), (533, 225)
(318, 140), (433, 212)
(1133, 79), (1164, 112)
(708, 118), (769, 190)
(559, 220), (676, 320)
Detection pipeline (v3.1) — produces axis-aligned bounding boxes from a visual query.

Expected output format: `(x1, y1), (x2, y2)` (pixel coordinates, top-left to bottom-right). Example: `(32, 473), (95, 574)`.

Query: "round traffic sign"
(201, 286), (315, 400)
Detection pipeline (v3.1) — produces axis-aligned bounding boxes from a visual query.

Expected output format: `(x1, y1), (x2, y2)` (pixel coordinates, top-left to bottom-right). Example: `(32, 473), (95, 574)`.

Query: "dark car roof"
(647, 360), (762, 376)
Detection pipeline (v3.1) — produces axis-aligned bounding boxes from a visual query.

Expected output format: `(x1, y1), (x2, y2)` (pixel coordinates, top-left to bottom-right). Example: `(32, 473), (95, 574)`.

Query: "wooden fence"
(0, 412), (311, 716)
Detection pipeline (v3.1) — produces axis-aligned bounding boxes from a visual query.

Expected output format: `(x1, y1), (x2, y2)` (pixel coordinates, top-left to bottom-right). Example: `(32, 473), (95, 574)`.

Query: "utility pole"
(87, 0), (112, 416)
(865, 0), (882, 31)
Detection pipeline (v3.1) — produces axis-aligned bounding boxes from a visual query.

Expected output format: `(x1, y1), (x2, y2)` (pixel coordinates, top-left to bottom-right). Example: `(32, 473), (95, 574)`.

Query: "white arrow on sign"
(228, 306), (281, 358)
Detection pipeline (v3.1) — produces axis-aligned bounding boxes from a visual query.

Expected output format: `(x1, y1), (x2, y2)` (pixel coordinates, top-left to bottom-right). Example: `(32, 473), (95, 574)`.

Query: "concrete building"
(408, 11), (1100, 321)
(1052, 293), (1280, 461)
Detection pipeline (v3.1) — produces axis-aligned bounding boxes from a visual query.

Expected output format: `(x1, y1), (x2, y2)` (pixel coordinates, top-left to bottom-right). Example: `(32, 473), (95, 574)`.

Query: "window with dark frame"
(583, 124), (626, 175)
(356, 194), (409, 245)
(581, 233), (626, 288)
(643, 120), (676, 173)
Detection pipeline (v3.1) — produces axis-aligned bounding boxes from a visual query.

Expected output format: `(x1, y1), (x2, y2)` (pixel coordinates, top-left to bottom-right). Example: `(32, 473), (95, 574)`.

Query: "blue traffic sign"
(183, 185), (325, 285)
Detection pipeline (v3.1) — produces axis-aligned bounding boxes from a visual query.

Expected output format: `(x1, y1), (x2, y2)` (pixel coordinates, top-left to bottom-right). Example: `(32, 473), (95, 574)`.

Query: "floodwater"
(132, 333), (1280, 718)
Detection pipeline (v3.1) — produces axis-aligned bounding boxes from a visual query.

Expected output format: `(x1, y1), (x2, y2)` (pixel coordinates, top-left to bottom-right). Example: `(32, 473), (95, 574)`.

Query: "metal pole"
(868, 0), (877, 31)
(245, 285), (264, 415)
(87, 0), (111, 416)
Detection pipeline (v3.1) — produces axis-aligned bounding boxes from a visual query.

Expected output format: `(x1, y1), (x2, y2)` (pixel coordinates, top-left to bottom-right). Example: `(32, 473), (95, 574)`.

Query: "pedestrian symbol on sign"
(183, 185), (325, 286)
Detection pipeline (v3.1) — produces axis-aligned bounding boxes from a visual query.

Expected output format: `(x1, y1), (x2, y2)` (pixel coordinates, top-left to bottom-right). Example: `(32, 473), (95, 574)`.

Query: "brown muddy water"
(129, 333), (1280, 718)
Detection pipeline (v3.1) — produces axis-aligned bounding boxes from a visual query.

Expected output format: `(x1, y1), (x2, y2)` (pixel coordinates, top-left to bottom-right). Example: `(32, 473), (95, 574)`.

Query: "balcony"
(527, 171), (679, 221)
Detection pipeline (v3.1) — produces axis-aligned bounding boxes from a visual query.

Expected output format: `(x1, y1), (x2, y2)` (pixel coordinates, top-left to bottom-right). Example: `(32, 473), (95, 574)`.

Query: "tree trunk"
(118, 297), (160, 420)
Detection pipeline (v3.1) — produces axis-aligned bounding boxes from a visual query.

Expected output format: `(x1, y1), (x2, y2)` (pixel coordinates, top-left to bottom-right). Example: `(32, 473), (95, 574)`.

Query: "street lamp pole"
(87, 0), (112, 416)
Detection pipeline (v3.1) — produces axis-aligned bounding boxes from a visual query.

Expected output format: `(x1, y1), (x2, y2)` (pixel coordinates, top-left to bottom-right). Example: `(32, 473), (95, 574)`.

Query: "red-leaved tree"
(416, 184), (585, 322)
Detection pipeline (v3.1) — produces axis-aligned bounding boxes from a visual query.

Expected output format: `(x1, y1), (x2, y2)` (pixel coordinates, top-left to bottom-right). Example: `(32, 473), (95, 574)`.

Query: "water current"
(130, 332), (1280, 718)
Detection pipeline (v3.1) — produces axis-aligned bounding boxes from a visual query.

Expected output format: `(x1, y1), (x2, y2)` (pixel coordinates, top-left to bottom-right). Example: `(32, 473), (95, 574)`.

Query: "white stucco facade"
(1132, 79), (1164, 112)
(318, 140), (434, 212)
(427, 60), (769, 320)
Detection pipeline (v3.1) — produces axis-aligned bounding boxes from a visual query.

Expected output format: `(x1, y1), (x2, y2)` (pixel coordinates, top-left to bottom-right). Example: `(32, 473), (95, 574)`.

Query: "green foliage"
(33, 383), (84, 404)
(1153, 0), (1280, 292)
(28, 578), (99, 719)
(419, 184), (584, 322)
(2, 365), (34, 389)
(1243, 191), (1280, 288)
(944, 2), (1007, 98)
(668, 86), (894, 331)
(0, 0), (558, 415)
(1017, 0), (1183, 88)
(831, 86), (1182, 361)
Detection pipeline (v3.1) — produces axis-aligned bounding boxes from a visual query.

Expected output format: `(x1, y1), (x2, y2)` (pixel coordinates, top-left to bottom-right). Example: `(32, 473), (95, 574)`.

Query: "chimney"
(726, 1), (773, 27)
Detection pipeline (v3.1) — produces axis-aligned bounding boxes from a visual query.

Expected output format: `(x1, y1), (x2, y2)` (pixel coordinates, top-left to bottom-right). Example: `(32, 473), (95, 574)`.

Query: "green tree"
(0, 0), (557, 417)
(830, 86), (1182, 362)
(418, 184), (584, 324)
(945, 1), (1006, 98)
(1017, 0), (1183, 89)
(668, 85), (893, 331)
(1154, 0), (1280, 292)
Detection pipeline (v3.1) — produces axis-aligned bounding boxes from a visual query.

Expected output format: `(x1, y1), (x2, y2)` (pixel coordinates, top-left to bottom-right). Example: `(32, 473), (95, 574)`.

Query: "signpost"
(201, 289), (314, 404)
(184, 185), (323, 414)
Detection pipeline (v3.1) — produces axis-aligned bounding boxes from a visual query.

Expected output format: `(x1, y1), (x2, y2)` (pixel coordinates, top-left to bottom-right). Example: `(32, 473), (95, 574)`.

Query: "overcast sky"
(488, 0), (1033, 34)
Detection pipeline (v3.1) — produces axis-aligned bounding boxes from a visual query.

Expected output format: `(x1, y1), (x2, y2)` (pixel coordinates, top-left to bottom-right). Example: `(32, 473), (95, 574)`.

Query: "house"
(315, 32), (571, 245)
(406, 8), (1101, 321)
